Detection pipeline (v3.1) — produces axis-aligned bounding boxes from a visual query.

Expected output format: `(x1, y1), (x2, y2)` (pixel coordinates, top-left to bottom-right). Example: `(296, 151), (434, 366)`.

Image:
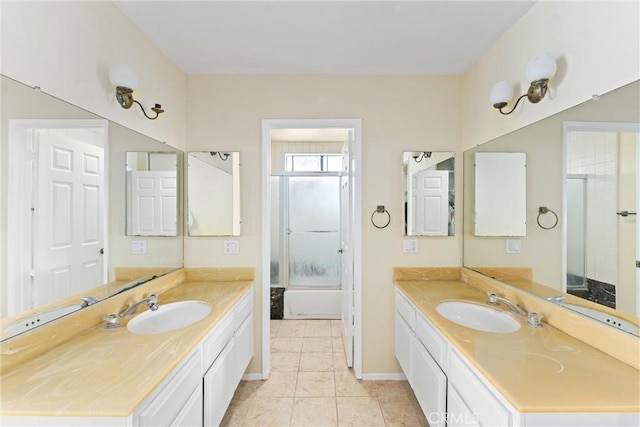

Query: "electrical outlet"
(224, 239), (239, 255)
(506, 239), (521, 254)
(403, 238), (418, 254)
(131, 240), (147, 255)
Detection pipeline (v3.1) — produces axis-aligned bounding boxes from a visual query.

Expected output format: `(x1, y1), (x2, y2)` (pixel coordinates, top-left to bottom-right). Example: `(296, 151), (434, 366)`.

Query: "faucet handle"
(527, 312), (544, 328)
(103, 314), (120, 329)
(487, 292), (499, 305)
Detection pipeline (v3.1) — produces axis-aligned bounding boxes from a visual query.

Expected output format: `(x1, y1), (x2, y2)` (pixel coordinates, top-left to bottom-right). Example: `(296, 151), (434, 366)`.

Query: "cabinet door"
(234, 314), (253, 386)
(138, 351), (202, 427)
(394, 311), (413, 381)
(203, 341), (236, 427)
(447, 384), (480, 427)
(411, 340), (447, 427)
(172, 385), (203, 427)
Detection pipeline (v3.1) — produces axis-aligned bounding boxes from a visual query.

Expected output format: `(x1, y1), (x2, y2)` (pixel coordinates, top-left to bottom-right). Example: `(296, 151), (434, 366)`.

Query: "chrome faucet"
(118, 294), (159, 317)
(487, 292), (527, 316)
(80, 296), (100, 308)
(546, 295), (566, 304)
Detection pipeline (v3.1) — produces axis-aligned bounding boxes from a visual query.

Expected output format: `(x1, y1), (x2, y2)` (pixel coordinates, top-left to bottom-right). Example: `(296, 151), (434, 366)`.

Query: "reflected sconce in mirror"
(490, 53), (557, 115)
(109, 64), (165, 120)
(412, 151), (432, 162)
(210, 151), (230, 161)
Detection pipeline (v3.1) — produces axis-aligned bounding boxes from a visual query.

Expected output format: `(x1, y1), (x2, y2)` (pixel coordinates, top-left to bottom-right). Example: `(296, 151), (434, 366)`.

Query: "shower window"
(285, 154), (342, 172)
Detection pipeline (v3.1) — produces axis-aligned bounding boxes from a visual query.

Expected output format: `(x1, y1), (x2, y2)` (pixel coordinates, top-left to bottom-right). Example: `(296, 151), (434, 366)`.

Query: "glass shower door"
(288, 176), (341, 288)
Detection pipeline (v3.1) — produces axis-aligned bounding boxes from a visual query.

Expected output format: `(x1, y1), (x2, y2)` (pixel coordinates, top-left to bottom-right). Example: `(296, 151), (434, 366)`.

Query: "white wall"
(462, 1), (640, 150)
(185, 75), (463, 375)
(0, 1), (187, 150)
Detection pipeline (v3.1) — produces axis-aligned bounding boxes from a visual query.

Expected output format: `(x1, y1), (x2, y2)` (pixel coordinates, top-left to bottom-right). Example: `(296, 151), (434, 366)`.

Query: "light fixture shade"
(489, 81), (514, 106)
(109, 64), (138, 90)
(525, 53), (557, 82)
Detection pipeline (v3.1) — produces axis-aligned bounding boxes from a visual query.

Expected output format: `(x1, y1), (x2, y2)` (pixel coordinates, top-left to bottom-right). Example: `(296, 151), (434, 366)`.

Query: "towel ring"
(537, 206), (558, 230)
(371, 205), (391, 229)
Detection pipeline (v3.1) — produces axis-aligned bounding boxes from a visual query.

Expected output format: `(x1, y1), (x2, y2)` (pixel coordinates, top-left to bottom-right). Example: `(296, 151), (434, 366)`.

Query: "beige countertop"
(0, 280), (253, 418)
(395, 280), (640, 413)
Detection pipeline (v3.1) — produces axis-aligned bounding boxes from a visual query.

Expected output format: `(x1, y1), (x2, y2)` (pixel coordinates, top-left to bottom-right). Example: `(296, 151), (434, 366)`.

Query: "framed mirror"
(187, 151), (240, 236)
(463, 80), (639, 335)
(402, 151), (455, 236)
(126, 151), (179, 236)
(1, 74), (184, 341)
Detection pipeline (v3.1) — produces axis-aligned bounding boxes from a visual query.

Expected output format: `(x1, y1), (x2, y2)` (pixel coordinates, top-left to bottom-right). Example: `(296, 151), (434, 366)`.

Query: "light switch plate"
(506, 239), (521, 254)
(224, 239), (239, 255)
(403, 238), (418, 254)
(131, 240), (147, 255)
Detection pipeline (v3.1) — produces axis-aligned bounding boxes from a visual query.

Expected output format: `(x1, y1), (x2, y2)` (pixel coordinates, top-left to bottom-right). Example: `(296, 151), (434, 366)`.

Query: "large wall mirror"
(1, 75), (184, 341)
(402, 151), (455, 236)
(187, 151), (241, 236)
(463, 80), (639, 336)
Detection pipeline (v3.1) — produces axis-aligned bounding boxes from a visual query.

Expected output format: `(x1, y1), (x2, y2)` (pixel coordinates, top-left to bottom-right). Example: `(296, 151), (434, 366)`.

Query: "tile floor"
(221, 319), (428, 427)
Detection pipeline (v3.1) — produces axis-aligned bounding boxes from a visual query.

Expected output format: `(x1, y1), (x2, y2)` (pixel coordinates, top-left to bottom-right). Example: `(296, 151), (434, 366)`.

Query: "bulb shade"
(525, 53), (557, 82)
(109, 64), (138, 90)
(489, 81), (514, 105)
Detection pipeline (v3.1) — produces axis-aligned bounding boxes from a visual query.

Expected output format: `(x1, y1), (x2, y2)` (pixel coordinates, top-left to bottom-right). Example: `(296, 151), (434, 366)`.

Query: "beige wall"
(185, 75), (463, 374)
(462, 1), (640, 150)
(0, 1), (187, 150)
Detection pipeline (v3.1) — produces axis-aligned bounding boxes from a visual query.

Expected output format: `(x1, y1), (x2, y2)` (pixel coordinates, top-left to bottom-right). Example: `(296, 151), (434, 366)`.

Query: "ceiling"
(114, 1), (535, 75)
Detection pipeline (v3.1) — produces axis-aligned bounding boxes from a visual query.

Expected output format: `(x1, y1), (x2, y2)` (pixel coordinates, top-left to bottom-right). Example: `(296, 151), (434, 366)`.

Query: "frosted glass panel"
(289, 177), (340, 231)
(289, 232), (341, 287)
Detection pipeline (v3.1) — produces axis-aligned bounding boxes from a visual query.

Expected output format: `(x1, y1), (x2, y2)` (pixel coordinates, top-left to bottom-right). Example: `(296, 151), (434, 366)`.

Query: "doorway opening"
(262, 119), (362, 380)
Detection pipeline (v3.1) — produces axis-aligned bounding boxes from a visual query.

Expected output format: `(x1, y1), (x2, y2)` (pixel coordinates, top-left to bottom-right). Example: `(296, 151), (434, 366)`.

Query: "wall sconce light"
(109, 64), (165, 120)
(210, 151), (230, 161)
(490, 53), (557, 115)
(412, 151), (432, 162)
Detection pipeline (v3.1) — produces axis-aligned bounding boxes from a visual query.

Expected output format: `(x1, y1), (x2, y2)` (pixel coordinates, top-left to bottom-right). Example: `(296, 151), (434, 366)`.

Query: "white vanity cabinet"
(203, 289), (254, 427)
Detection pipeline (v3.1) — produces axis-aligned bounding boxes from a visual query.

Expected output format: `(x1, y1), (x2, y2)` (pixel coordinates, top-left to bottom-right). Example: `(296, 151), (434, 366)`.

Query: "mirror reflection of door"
(8, 120), (107, 313)
(565, 127), (639, 315)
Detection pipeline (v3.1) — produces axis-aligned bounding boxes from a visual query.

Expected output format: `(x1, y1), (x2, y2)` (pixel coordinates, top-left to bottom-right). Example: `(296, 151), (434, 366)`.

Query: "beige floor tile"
(253, 372), (298, 398)
(300, 352), (334, 372)
(334, 371), (377, 397)
(333, 353), (349, 372)
(220, 398), (250, 426)
(302, 337), (333, 353)
(271, 321), (281, 338)
(295, 372), (336, 397)
(378, 396), (428, 427)
(372, 380), (414, 398)
(278, 322), (307, 338)
(233, 380), (262, 401)
(330, 320), (342, 337)
(290, 397), (338, 427)
(336, 397), (386, 427)
(304, 321), (332, 337)
(271, 352), (301, 372)
(272, 337), (304, 353)
(332, 337), (344, 354)
(243, 397), (294, 427)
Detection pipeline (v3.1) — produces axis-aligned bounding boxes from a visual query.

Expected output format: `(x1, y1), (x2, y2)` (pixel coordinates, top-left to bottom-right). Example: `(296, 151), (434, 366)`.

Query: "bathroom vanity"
(394, 273), (639, 427)
(0, 269), (254, 427)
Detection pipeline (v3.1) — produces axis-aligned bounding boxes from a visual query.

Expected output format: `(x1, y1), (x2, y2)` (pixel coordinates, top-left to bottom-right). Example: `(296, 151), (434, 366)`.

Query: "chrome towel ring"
(537, 206), (558, 230)
(371, 205), (391, 229)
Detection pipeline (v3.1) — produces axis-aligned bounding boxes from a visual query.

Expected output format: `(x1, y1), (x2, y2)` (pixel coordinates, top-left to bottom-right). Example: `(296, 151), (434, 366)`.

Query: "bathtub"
(283, 289), (342, 319)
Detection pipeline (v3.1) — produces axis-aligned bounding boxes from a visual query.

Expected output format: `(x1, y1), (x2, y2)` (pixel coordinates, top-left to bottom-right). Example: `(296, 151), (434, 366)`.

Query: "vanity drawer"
(234, 289), (253, 330)
(395, 289), (416, 330)
(203, 313), (234, 368)
(415, 311), (447, 370)
(448, 349), (512, 427)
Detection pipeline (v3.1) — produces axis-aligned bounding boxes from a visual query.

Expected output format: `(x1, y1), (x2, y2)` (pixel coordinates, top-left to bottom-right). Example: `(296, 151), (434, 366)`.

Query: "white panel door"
(413, 170), (449, 236)
(341, 131), (354, 367)
(128, 171), (177, 236)
(35, 128), (105, 306)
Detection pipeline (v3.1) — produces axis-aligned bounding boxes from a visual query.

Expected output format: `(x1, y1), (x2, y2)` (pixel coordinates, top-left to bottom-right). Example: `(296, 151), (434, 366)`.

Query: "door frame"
(261, 118), (362, 379)
(7, 119), (109, 316)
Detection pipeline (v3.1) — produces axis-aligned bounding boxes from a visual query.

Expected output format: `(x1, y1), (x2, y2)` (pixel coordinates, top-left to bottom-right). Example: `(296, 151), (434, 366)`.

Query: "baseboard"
(360, 372), (407, 381)
(242, 373), (264, 381)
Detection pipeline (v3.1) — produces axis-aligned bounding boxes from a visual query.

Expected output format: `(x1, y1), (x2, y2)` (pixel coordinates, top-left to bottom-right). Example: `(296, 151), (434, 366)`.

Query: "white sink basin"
(127, 301), (212, 334)
(436, 301), (521, 333)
